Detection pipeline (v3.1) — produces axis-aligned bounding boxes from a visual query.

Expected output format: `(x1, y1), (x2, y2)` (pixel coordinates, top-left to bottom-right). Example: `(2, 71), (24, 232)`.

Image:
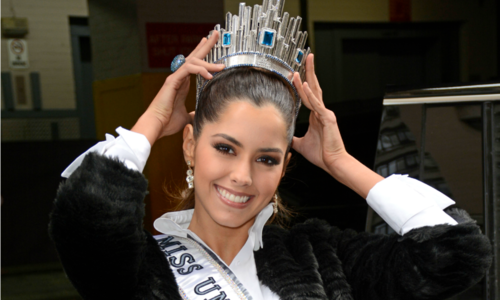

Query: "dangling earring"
(186, 160), (194, 189)
(273, 193), (279, 214)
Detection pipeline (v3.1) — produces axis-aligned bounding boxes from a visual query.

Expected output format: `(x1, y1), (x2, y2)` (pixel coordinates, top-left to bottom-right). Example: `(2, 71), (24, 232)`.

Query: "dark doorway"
(283, 22), (461, 231)
(314, 22), (460, 107)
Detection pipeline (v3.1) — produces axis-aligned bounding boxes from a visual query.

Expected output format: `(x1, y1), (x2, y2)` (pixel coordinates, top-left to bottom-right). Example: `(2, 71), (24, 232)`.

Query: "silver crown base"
(196, 51), (302, 118)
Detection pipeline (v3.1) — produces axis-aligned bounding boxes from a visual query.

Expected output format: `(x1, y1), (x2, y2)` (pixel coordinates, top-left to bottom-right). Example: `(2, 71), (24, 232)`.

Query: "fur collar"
(255, 219), (353, 300)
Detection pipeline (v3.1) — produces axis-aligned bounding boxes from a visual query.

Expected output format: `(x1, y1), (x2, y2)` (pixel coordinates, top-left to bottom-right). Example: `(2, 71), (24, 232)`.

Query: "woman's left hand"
(292, 54), (348, 176)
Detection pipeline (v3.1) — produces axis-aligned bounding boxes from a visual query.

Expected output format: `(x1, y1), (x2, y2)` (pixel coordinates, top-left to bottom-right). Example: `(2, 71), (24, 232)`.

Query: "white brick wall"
(1, 0), (88, 109)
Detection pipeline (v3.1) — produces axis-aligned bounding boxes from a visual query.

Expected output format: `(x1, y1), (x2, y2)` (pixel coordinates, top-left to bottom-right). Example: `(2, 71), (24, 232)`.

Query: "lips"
(215, 184), (253, 204)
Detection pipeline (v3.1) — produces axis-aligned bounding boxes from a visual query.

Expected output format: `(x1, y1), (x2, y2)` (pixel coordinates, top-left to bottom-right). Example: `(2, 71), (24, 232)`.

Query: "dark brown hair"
(167, 67), (297, 225)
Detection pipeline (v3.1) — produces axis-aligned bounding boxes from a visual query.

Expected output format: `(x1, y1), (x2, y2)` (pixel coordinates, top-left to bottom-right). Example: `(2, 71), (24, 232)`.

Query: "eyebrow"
(212, 133), (284, 155)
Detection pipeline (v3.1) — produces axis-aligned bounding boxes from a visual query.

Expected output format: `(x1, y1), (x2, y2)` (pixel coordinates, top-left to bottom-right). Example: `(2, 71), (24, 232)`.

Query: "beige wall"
(1, 0), (88, 110)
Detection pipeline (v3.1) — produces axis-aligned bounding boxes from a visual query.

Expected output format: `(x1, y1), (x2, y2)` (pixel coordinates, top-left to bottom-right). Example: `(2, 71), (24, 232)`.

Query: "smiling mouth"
(215, 185), (252, 203)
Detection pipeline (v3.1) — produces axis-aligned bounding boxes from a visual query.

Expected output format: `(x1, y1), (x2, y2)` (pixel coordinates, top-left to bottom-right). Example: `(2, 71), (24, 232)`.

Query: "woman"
(50, 22), (491, 300)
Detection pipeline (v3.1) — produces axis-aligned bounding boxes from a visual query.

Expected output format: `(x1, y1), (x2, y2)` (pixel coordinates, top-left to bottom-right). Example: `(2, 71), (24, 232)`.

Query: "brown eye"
(257, 156), (279, 166)
(214, 143), (235, 155)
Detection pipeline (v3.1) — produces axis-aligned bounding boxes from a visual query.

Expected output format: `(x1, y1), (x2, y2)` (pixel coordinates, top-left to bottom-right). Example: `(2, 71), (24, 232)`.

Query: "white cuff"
(367, 174), (456, 235)
(61, 127), (151, 178)
(401, 206), (458, 235)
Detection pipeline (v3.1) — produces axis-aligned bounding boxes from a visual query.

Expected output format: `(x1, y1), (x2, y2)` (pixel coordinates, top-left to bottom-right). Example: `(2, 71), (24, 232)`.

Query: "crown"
(196, 0), (309, 116)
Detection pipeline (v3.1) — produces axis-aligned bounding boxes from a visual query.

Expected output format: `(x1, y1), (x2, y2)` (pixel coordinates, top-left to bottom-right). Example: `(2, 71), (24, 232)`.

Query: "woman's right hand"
(132, 31), (224, 146)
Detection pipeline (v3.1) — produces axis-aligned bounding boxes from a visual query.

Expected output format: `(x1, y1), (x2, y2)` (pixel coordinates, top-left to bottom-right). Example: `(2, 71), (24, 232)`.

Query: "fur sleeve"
(48, 153), (149, 299)
(335, 208), (492, 300)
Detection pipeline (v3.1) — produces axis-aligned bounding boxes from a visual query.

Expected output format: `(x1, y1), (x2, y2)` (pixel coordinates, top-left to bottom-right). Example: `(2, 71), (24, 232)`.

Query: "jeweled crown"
(196, 0), (309, 115)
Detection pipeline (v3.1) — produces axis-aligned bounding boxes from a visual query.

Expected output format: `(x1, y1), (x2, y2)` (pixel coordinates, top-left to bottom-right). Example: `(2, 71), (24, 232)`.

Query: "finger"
(291, 136), (302, 152)
(188, 58), (225, 72)
(191, 31), (220, 60)
(186, 38), (207, 60)
(304, 82), (325, 112)
(303, 82), (322, 110)
(305, 54), (321, 97)
(177, 64), (213, 80)
(293, 73), (313, 111)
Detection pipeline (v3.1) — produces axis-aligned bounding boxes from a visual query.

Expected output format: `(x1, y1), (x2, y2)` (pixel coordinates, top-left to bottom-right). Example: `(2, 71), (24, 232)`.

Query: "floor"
(2, 263), (81, 300)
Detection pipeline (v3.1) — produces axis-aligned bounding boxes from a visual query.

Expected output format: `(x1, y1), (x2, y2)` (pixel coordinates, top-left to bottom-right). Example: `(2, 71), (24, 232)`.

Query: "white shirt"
(62, 127), (458, 300)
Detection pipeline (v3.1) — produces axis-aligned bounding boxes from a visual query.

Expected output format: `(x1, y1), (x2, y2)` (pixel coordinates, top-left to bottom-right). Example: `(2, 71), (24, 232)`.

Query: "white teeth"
(217, 186), (251, 203)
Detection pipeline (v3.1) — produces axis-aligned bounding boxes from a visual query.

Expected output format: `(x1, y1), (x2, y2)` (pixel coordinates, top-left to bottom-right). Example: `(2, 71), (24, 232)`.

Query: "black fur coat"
(49, 153), (492, 300)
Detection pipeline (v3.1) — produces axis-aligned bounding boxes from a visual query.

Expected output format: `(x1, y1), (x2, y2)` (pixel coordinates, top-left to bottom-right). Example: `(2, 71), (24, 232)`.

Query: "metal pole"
(482, 101), (499, 300)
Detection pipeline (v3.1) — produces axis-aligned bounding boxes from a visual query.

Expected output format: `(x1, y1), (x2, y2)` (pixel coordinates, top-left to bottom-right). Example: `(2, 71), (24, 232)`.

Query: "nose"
(230, 159), (253, 186)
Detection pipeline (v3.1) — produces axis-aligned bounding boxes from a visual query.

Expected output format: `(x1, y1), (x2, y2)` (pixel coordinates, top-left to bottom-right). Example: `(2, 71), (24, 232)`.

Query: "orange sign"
(146, 23), (216, 69)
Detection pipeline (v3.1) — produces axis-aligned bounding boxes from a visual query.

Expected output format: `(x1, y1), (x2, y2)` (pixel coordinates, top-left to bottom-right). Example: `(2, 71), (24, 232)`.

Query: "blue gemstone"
(261, 30), (274, 47)
(170, 54), (185, 72)
(223, 33), (231, 46)
(295, 50), (304, 64)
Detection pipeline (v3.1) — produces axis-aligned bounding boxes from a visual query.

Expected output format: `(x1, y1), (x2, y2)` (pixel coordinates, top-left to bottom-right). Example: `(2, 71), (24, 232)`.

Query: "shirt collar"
(153, 203), (275, 251)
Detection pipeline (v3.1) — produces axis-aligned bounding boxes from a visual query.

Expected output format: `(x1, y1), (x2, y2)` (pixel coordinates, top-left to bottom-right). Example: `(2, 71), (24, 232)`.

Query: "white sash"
(155, 234), (253, 300)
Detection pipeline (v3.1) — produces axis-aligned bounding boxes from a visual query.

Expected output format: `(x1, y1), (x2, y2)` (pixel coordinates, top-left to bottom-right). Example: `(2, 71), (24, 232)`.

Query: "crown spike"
(231, 15), (239, 53)
(264, 9), (272, 28)
(295, 31), (303, 50)
(300, 31), (308, 49)
(225, 12), (232, 33)
(280, 12), (289, 36)
(250, 30), (257, 51)
(274, 35), (284, 57)
(294, 17), (302, 41)
(288, 17), (299, 42)
(215, 24), (221, 42)
(284, 17), (295, 45)
(238, 3), (246, 28)
(207, 30), (213, 63)
(232, 15), (239, 34)
(262, 0), (269, 13)
(272, 12), (280, 31)
(286, 40), (296, 65)
(276, 0), (286, 18)
(236, 29), (243, 52)
(276, 21), (283, 39)
(252, 5), (261, 31)
(244, 6), (252, 36)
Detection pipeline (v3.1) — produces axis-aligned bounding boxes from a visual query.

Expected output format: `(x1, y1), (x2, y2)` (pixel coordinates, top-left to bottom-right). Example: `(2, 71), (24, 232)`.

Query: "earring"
(186, 160), (194, 189)
(273, 193), (279, 214)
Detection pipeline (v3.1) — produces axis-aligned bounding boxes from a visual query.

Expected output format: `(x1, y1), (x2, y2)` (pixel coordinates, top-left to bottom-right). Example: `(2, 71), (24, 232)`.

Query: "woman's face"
(185, 100), (290, 230)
